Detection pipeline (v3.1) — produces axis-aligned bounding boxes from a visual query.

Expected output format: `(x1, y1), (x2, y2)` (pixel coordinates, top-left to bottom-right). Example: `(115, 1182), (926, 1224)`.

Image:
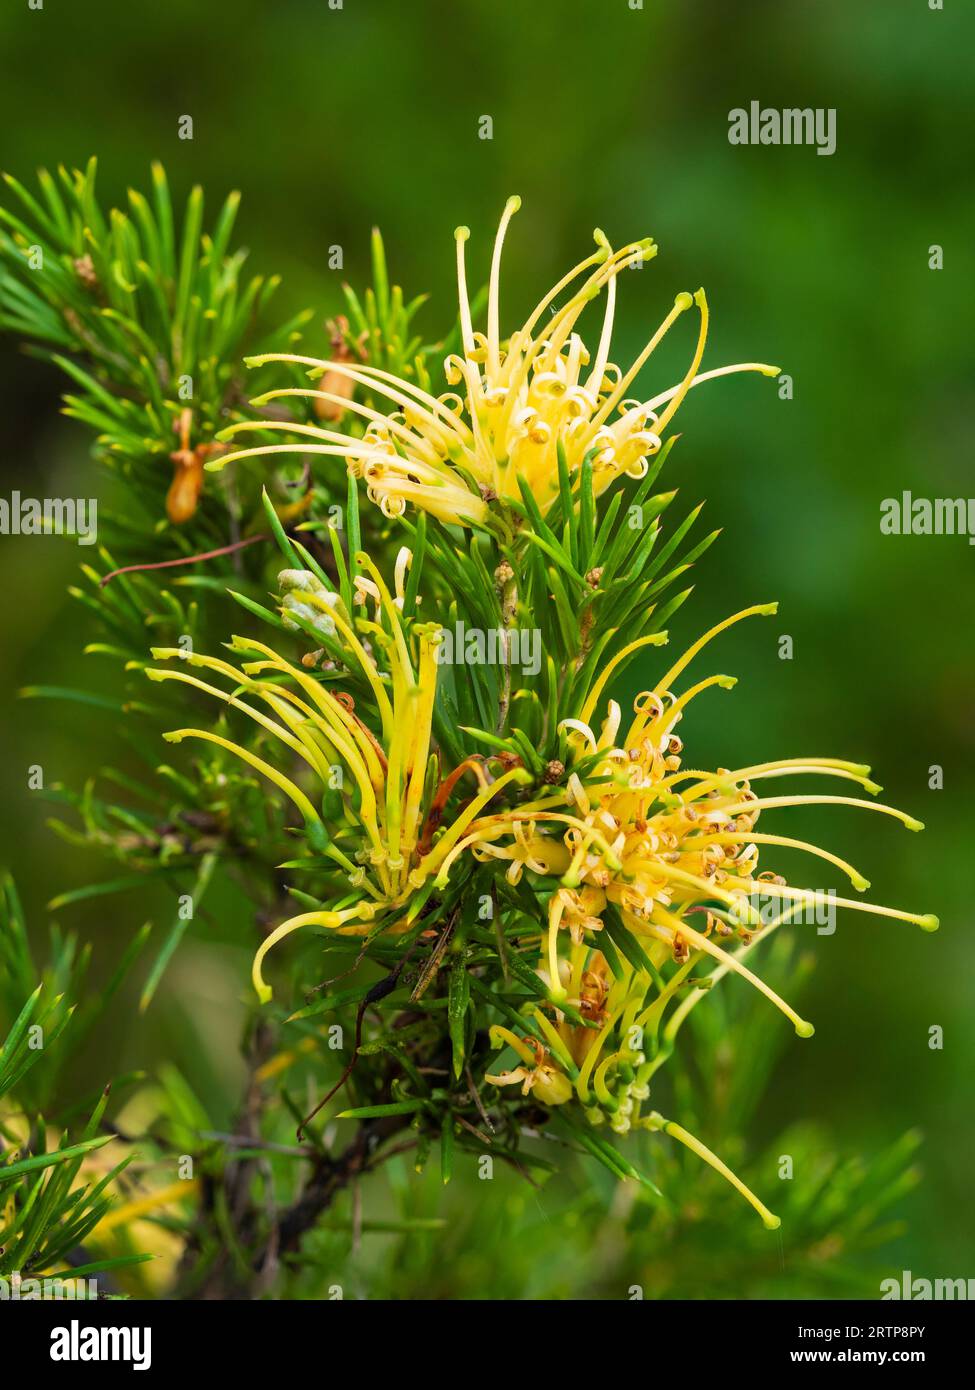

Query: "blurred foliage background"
(0, 0), (972, 1296)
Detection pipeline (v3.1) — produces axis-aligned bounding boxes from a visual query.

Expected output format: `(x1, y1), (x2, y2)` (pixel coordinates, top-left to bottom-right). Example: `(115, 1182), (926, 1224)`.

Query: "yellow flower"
(146, 551), (528, 1002)
(208, 199), (779, 528)
(452, 604), (937, 1224)
(471, 602), (937, 1020)
(485, 1028), (573, 1106)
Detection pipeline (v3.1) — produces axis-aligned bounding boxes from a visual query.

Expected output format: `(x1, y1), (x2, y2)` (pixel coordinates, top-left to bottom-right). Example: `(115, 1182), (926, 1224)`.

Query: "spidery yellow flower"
(146, 552), (528, 1002)
(208, 198), (779, 528)
(469, 604), (937, 1223)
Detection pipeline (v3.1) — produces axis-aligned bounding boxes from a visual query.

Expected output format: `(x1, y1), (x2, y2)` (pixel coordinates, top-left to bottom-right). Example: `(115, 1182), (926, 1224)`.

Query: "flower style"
(207, 198), (779, 528)
(146, 552), (529, 1002)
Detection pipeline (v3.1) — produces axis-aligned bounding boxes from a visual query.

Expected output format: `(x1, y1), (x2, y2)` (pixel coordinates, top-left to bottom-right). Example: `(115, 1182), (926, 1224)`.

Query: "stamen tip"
(919, 914), (939, 933)
(454, 225), (470, 243)
(674, 291), (694, 312)
(505, 194), (522, 215)
(763, 1213), (782, 1231)
(795, 1020), (815, 1039)
(853, 877), (871, 892)
(906, 816), (925, 832)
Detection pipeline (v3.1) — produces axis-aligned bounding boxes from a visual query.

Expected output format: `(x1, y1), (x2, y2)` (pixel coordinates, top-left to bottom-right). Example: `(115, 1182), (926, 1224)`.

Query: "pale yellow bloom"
(485, 1028), (573, 1106)
(465, 603), (937, 1222)
(146, 553), (529, 1001)
(209, 199), (779, 528)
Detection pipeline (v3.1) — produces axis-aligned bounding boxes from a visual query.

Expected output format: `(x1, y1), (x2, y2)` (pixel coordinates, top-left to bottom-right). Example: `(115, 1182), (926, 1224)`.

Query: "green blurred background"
(1, 0), (972, 1295)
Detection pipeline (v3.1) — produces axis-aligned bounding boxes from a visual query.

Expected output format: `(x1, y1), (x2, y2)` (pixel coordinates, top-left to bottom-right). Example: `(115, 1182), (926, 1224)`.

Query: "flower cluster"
(468, 605), (934, 1121)
(208, 198), (779, 529)
(141, 202), (936, 1228)
(147, 553), (528, 1000)
(468, 606), (935, 1223)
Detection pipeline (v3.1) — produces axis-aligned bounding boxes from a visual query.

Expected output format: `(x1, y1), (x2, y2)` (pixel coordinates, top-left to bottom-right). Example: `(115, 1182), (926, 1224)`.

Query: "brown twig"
(271, 1113), (412, 1262)
(99, 533), (268, 587)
